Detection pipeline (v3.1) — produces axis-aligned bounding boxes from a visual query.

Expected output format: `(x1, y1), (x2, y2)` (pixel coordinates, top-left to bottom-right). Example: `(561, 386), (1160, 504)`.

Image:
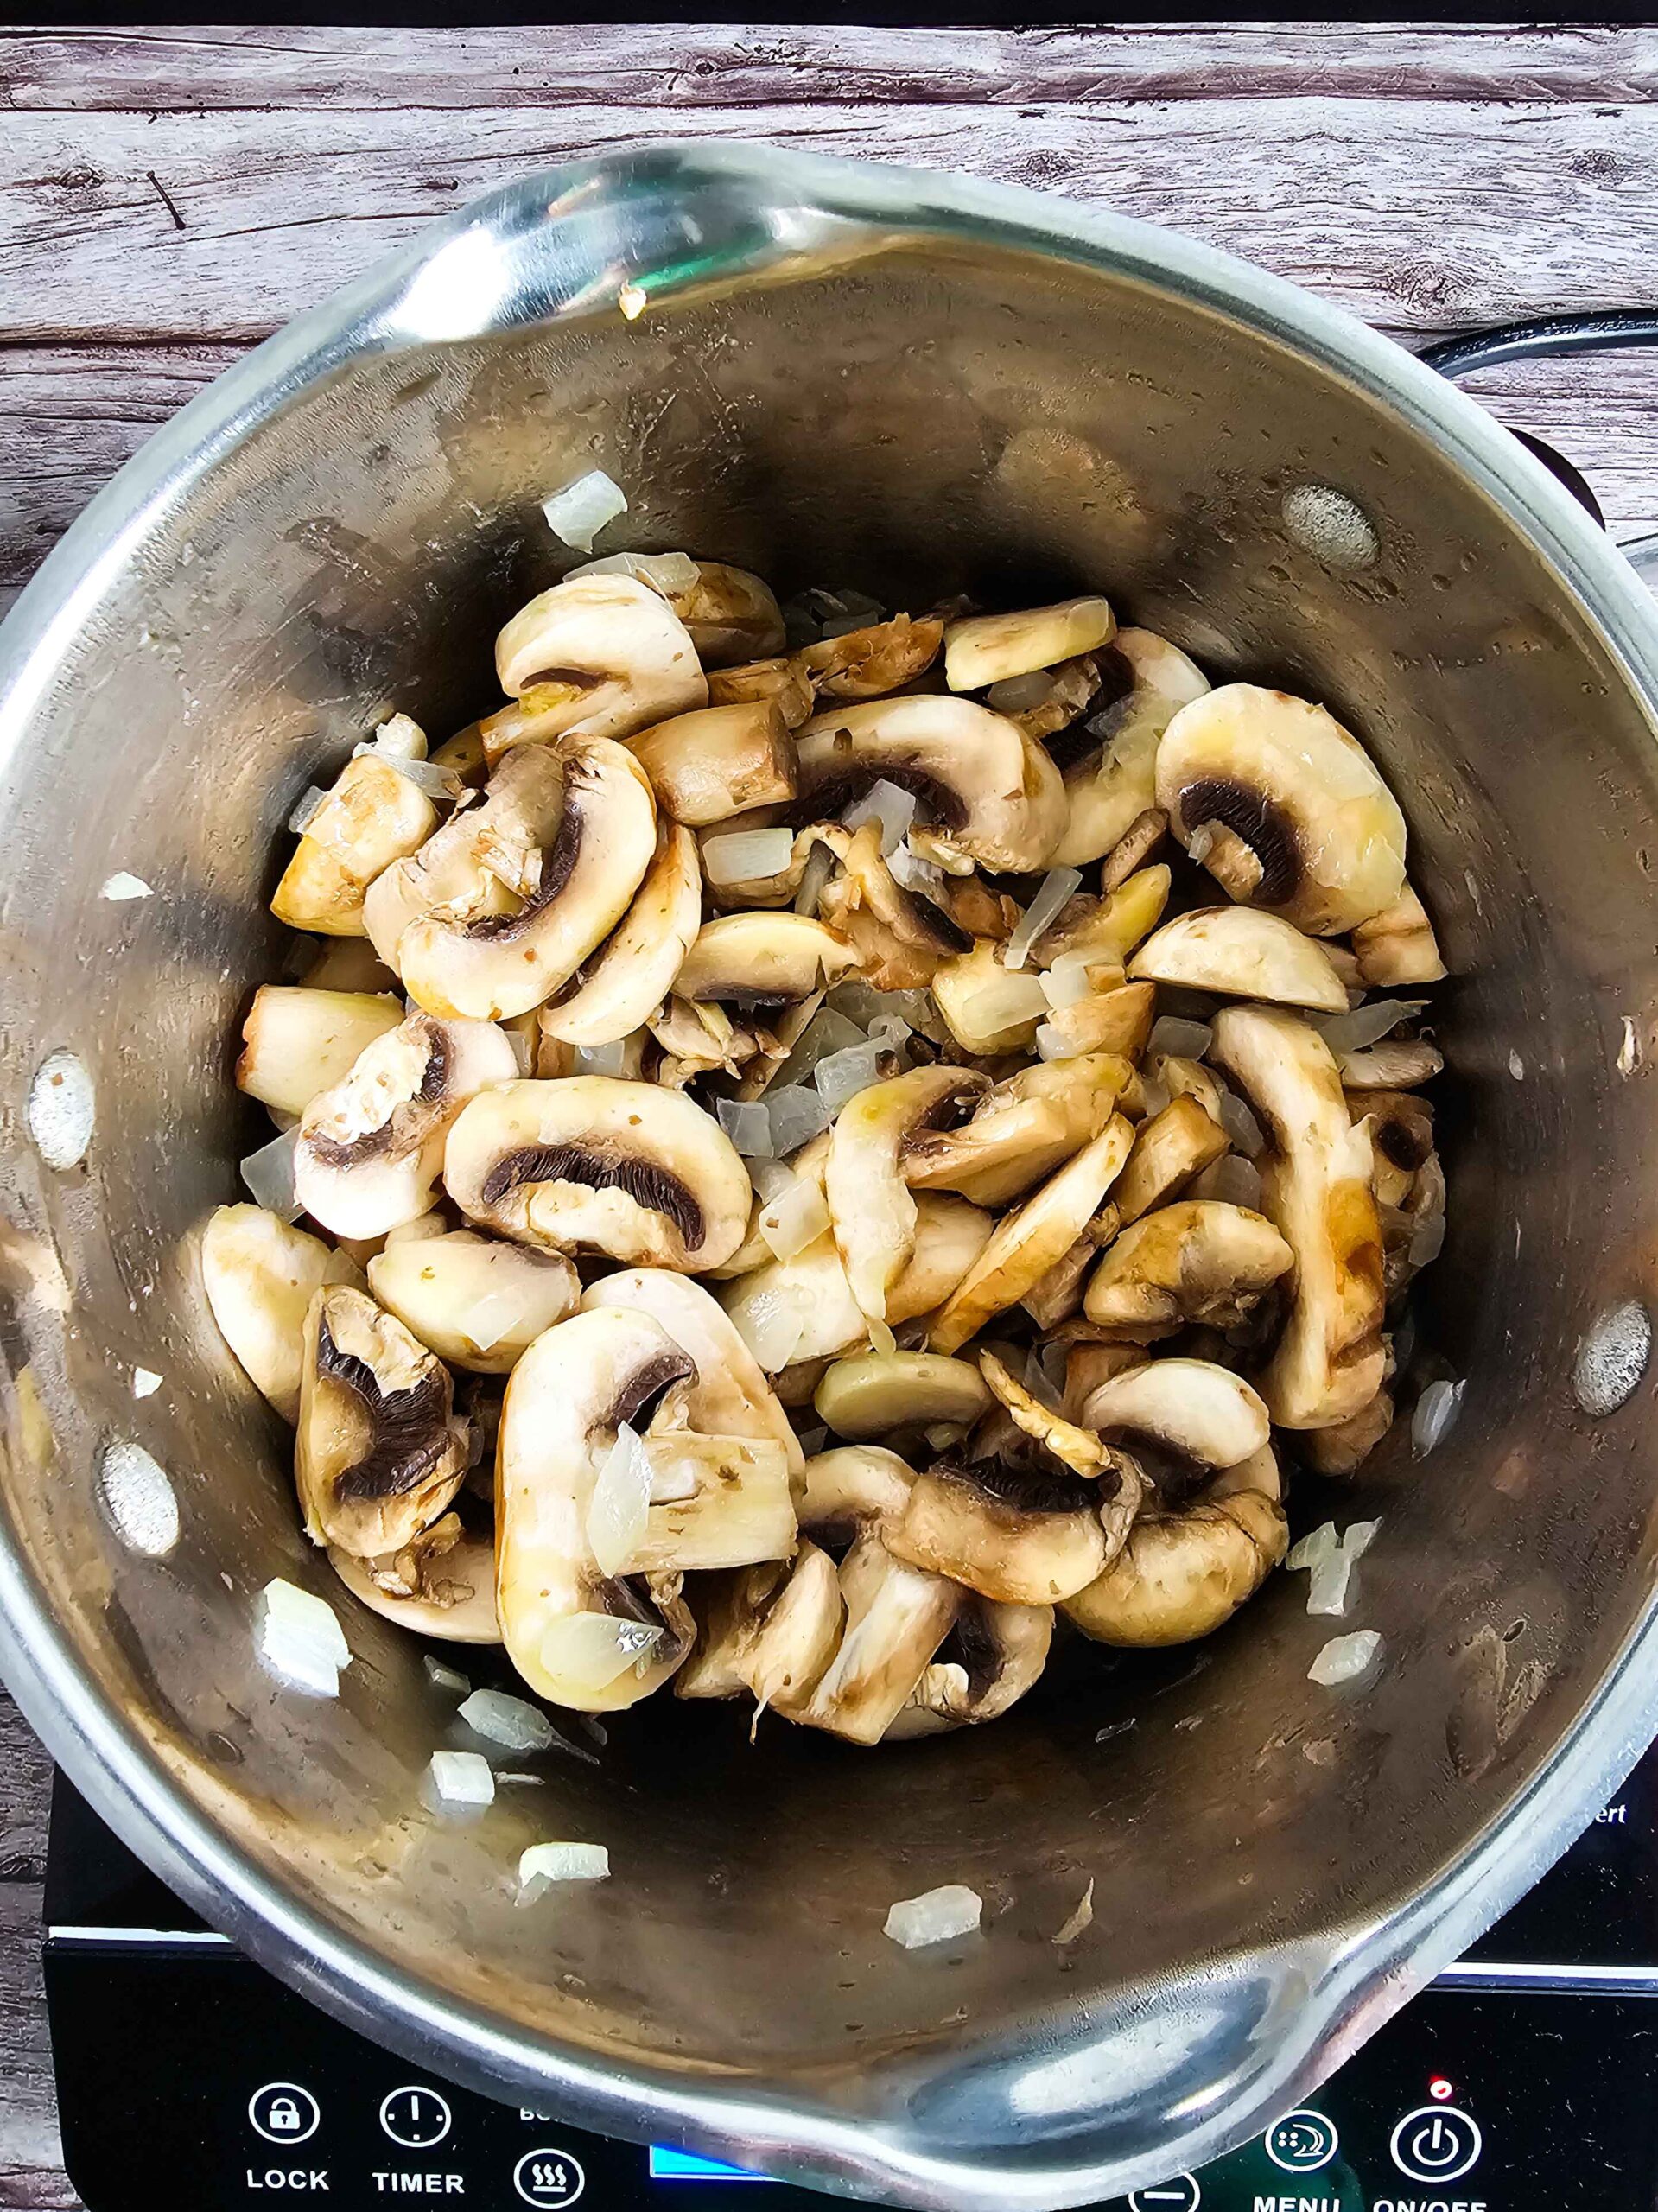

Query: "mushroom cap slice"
(1053, 629), (1210, 868)
(799, 613), (944, 700)
(886, 1598), (1053, 1738)
(1112, 1095), (1231, 1226)
(887, 1459), (1109, 1605)
(237, 987), (404, 1118)
(813, 1352), (993, 1441)
(580, 1266), (803, 1478)
(537, 823), (703, 1047)
(677, 1544), (844, 1712)
(491, 573), (707, 753)
(1038, 981), (1159, 1065)
(797, 1444), (917, 1541)
(672, 561), (786, 666)
(827, 1065), (989, 1321)
(929, 1116), (1135, 1355)
(1351, 880), (1447, 987)
(397, 740), (659, 1022)
(1080, 1356), (1271, 1476)
(366, 1230), (579, 1374)
(271, 754), (439, 936)
(1035, 867), (1172, 968)
(1300, 1386), (1396, 1477)
(326, 1525), (501, 1643)
(445, 1077), (752, 1272)
(795, 695), (1066, 872)
(1157, 683), (1408, 935)
(673, 910), (856, 1011)
(815, 822), (976, 990)
(1210, 1005), (1387, 1427)
(296, 1284), (467, 1558)
(202, 1204), (361, 1423)
(497, 1306), (701, 1708)
(295, 1014), (520, 1241)
(943, 596), (1115, 691)
(797, 1529), (962, 1745)
(904, 1053), (1130, 1208)
(931, 939), (1051, 1055)
(707, 654), (816, 728)
(976, 1350), (1115, 1478)
(625, 702), (797, 826)
(1064, 1445), (1286, 1647)
(1336, 1037), (1445, 1090)
(1083, 1200), (1293, 1338)
(1128, 907), (1350, 1013)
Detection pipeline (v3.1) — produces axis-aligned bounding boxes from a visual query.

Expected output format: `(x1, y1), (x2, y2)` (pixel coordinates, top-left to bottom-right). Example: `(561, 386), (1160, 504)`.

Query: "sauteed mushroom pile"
(210, 550), (1447, 1745)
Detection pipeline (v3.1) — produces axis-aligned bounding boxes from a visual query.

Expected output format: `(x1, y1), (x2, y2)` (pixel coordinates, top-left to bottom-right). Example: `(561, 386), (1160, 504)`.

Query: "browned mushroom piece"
(799, 613), (946, 700)
(886, 1597), (1053, 1738)
(626, 701), (797, 826)
(1083, 1201), (1293, 1338)
(1110, 1095), (1231, 1226)
(1064, 1446), (1286, 1648)
(887, 1457), (1112, 1605)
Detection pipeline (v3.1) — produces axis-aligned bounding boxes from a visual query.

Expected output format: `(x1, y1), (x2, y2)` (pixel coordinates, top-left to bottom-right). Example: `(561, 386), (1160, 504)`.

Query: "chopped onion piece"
(287, 785), (328, 835)
(256, 1579), (349, 1698)
(1136, 1075), (1171, 1118)
(716, 1097), (777, 1159)
(884, 1884), (983, 1948)
(567, 549), (699, 594)
(537, 1611), (662, 1695)
(1286, 1521), (1339, 1573)
(730, 1284), (808, 1371)
(1147, 1015), (1214, 1060)
(843, 779), (918, 855)
(986, 671), (1055, 713)
(962, 972), (1051, 1033)
(1216, 1089), (1265, 1158)
(1036, 1021), (1085, 1063)
(1344, 1518), (1382, 1560)
(352, 747), (461, 802)
(759, 1174), (831, 1262)
(1051, 1878), (1096, 1947)
(518, 1840), (610, 1891)
(1187, 823), (1217, 865)
(1412, 1376), (1464, 1459)
(1306, 1548), (1357, 1618)
(1198, 1154), (1261, 1210)
(459, 1289), (519, 1353)
(1004, 867), (1083, 969)
(459, 1688), (556, 1753)
(132, 1367), (162, 1398)
(587, 1421), (652, 1575)
(1317, 998), (1426, 1057)
(1039, 956), (1094, 1010)
(100, 871), (153, 902)
(240, 1124), (302, 1220)
(1308, 1630), (1382, 1686)
(573, 1039), (627, 1077)
(497, 1770), (546, 1787)
(428, 1750), (496, 1807)
(424, 1656), (471, 1695)
(793, 839), (835, 917)
(779, 1007), (867, 1083)
(1021, 1344), (1062, 1409)
(888, 840), (947, 898)
(1408, 1210), (1446, 1268)
(813, 1042), (887, 1111)
(542, 467), (628, 551)
(703, 826), (796, 887)
(505, 1025), (534, 1077)
(764, 1084), (833, 1156)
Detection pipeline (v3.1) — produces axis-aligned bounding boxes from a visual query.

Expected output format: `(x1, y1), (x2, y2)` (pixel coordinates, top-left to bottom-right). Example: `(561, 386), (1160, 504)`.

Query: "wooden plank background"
(2, 22), (1658, 2207)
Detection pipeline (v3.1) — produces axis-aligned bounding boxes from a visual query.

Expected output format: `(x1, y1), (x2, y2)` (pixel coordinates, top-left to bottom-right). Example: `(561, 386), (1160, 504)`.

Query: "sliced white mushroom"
(931, 939), (1051, 1055)
(496, 1306), (698, 1707)
(929, 1117), (1136, 1355)
(1064, 1445), (1286, 1647)
(1210, 1005), (1387, 1427)
(1300, 1387), (1395, 1477)
(1101, 805), (1169, 891)
(609, 1432), (797, 1576)
(799, 613), (944, 699)
(673, 911), (856, 1012)
(236, 987), (404, 1118)
(813, 1351), (992, 1440)
(1079, 1357), (1271, 1478)
(1359, 1089), (1436, 1210)
(904, 1052), (1129, 1207)
(362, 744), (564, 969)
(797, 1529), (962, 1745)
(1034, 866), (1172, 969)
(446, 1077), (751, 1272)
(795, 695), (1066, 872)
(706, 654), (816, 729)
(537, 823), (702, 1047)
(886, 1599), (1052, 1738)
(677, 1543), (843, 1713)
(489, 572), (706, 759)
(201, 1204), (361, 1422)
(1083, 1201), (1293, 1338)
(796, 1443), (917, 1541)
(1053, 629), (1211, 868)
(887, 1457), (1109, 1605)
(826, 1065), (989, 1322)
(997, 653), (1104, 743)
(1036, 982), (1159, 1064)
(1157, 683), (1408, 935)
(1128, 908), (1350, 1012)
(366, 1230), (578, 1373)
(943, 596), (1115, 691)
(1336, 1037), (1445, 1090)
(671, 561), (786, 667)
(271, 753), (439, 937)
(1350, 881), (1446, 987)
(397, 740), (658, 1022)
(327, 1523), (501, 1643)
(626, 701), (797, 826)
(295, 1284), (468, 1558)
(815, 822), (977, 990)
(1111, 1096), (1231, 1226)
(1020, 1217), (1115, 1331)
(1059, 1339), (1148, 1425)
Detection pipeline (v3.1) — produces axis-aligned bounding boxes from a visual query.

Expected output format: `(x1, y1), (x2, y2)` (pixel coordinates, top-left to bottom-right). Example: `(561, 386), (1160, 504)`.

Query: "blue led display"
(649, 2145), (775, 2182)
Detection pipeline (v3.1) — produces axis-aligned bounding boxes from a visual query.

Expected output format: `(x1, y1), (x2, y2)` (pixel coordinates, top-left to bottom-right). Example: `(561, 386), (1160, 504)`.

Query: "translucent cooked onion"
(567, 549), (699, 594)
(759, 1173), (831, 1263)
(1306, 1548), (1356, 1618)
(813, 1041), (887, 1111)
(884, 1884), (983, 1948)
(100, 871), (154, 901)
(460, 1289), (520, 1353)
(777, 1007), (867, 1085)
(573, 1039), (628, 1077)
(1216, 1089), (1265, 1159)
(518, 1840), (610, 1891)
(1004, 867), (1083, 969)
(460, 1688), (556, 1753)
(240, 1124), (302, 1220)
(1039, 957), (1093, 1011)
(1317, 998), (1426, 1057)
(730, 1284), (808, 1371)
(867, 1315), (898, 1357)
(986, 671), (1055, 714)
(764, 1084), (833, 1156)
(1286, 1521), (1339, 1573)
(132, 1368), (162, 1399)
(287, 785), (328, 835)
(843, 779), (918, 855)
(255, 1579), (349, 1698)
(1308, 1630), (1382, 1686)
(1136, 1074), (1171, 1118)
(542, 467), (628, 551)
(1408, 1209), (1446, 1268)
(793, 839), (835, 917)
(716, 1098), (777, 1159)
(1198, 1154), (1261, 1211)
(887, 841), (947, 897)
(703, 826), (796, 887)
(587, 1421), (652, 1575)
(1412, 1376), (1464, 1459)
(1035, 1021), (1084, 1062)
(428, 1750), (496, 1807)
(1147, 1015), (1213, 1060)
(962, 972), (1051, 1033)
(537, 1611), (663, 1696)
(423, 1656), (471, 1695)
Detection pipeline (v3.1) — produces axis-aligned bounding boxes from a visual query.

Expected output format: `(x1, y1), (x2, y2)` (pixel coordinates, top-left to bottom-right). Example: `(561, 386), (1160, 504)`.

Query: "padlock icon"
(268, 2097), (304, 2134)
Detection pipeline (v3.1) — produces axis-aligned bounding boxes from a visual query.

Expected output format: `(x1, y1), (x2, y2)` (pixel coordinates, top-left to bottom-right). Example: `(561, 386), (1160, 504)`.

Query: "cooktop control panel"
(43, 1763), (1658, 2212)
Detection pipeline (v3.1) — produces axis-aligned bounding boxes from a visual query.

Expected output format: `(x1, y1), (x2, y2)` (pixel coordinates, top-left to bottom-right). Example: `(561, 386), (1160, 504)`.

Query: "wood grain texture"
(0, 1889), (75, 2211)
(0, 1699), (51, 1886)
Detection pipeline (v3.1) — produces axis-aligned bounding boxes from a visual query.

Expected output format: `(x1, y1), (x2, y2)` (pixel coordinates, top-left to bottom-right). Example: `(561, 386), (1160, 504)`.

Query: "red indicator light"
(1429, 2077), (1454, 2101)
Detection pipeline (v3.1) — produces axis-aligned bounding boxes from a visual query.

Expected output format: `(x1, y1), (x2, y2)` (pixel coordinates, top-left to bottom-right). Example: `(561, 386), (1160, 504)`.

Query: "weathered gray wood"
(0, 1697), (50, 1885)
(0, 1889), (77, 2210)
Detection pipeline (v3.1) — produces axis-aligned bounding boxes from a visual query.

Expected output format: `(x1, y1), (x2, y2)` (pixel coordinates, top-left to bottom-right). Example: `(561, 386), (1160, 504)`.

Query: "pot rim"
(3, 140), (1657, 2211)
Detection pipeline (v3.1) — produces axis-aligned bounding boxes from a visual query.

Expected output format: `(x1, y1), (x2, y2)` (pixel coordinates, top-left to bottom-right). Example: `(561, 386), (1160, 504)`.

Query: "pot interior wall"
(2, 227), (1656, 2170)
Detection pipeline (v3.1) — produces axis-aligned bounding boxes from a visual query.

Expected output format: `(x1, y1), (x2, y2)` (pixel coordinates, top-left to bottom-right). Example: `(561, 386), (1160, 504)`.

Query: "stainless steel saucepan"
(3, 144), (1658, 2211)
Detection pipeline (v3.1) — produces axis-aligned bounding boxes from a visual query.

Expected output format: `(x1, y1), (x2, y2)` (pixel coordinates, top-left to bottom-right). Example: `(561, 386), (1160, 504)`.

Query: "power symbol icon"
(1390, 2103), (1483, 2183)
